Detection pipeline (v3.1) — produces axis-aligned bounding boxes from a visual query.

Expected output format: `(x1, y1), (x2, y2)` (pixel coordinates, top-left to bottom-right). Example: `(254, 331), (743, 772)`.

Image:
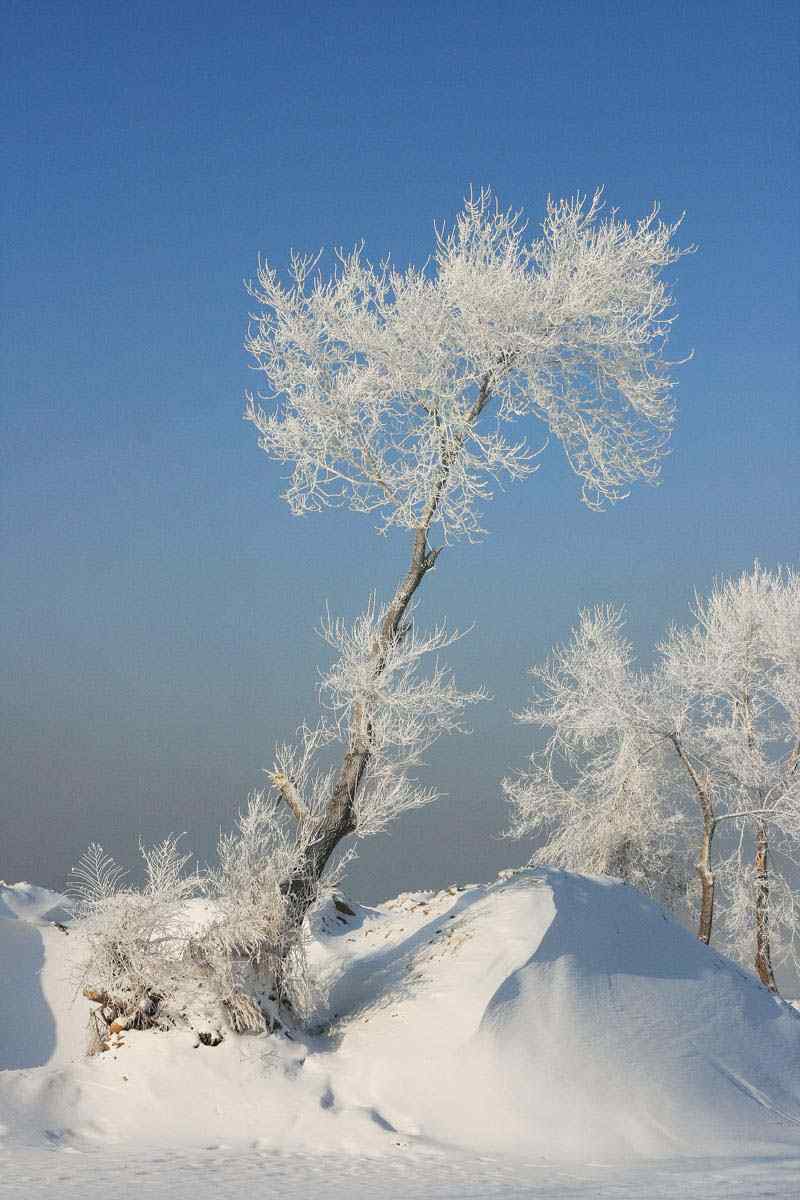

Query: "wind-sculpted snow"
(0, 881), (71, 925)
(323, 870), (800, 1160)
(474, 872), (800, 1156)
(1, 871), (799, 1196)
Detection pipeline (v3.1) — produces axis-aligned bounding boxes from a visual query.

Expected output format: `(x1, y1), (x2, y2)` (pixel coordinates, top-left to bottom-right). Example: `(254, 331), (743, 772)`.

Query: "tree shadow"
(0, 918), (56, 1069)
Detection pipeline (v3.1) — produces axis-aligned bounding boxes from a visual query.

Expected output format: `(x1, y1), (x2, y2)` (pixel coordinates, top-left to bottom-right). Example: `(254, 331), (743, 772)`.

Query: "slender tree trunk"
(282, 528), (438, 918)
(754, 822), (778, 993)
(734, 686), (779, 992)
(696, 818), (716, 945)
(669, 733), (717, 943)
(281, 374), (494, 924)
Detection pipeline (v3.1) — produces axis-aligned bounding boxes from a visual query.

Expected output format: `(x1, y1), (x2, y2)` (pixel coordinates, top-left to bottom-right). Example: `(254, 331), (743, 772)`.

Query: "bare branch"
(267, 770), (307, 823)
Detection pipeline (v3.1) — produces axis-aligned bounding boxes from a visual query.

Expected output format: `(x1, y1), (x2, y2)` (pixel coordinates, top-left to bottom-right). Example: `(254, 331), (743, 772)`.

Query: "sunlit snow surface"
(2, 872), (800, 1198)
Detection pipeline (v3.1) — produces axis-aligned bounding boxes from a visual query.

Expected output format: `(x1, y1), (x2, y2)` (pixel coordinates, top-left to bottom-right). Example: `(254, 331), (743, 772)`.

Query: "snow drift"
(1, 871), (799, 1164)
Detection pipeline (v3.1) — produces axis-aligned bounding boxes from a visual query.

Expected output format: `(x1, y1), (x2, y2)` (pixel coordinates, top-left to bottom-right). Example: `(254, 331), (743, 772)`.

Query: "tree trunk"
(282, 526), (442, 920)
(754, 822), (778, 993)
(669, 733), (717, 944)
(696, 819), (716, 945)
(279, 376), (495, 927)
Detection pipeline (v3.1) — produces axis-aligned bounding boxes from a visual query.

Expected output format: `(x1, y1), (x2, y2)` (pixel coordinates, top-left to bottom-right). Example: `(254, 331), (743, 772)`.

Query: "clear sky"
(2, 0), (798, 900)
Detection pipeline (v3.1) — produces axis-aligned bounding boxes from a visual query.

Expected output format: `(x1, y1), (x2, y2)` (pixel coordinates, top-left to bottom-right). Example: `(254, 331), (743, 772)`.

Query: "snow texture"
(2, 872), (799, 1197)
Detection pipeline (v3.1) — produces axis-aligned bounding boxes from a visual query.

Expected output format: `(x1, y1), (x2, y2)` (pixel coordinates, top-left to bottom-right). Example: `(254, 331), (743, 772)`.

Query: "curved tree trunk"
(282, 527), (438, 919)
(281, 374), (494, 926)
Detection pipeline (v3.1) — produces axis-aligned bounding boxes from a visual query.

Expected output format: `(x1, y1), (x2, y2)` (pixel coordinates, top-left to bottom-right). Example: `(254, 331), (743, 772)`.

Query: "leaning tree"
(243, 188), (690, 930)
(70, 188), (691, 1042)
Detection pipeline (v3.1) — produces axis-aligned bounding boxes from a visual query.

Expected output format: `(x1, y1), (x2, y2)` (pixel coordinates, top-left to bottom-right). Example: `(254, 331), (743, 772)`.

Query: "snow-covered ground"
(2, 871), (800, 1197)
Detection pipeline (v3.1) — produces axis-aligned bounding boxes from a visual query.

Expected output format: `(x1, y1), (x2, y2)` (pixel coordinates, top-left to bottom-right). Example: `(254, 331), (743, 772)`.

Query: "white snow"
(2, 871), (800, 1197)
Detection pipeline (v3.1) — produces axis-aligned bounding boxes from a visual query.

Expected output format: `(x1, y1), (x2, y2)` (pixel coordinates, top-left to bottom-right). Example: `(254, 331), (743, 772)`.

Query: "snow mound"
(1, 870), (799, 1166)
(316, 870), (800, 1159)
(476, 872), (800, 1157)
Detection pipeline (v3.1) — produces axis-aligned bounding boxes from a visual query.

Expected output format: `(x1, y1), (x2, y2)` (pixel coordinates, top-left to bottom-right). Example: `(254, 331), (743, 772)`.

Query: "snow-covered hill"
(2, 871), (800, 1197)
(312, 870), (800, 1160)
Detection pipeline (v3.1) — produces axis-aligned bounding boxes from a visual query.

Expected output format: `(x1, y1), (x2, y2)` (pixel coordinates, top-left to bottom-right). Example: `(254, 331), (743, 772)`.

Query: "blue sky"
(2, 0), (798, 897)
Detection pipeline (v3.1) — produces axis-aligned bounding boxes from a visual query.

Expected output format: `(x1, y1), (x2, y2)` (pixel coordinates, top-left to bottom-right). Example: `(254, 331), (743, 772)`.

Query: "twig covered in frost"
(193, 790), (335, 1025)
(245, 188), (690, 534)
(69, 837), (199, 1041)
(318, 598), (485, 768)
(70, 808), (338, 1043)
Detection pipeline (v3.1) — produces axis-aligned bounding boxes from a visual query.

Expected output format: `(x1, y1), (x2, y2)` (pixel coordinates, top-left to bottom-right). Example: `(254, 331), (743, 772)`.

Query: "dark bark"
(754, 822), (778, 993)
(282, 529), (442, 920)
(739, 685), (780, 994)
(696, 820), (716, 946)
(280, 375), (494, 925)
(668, 733), (716, 944)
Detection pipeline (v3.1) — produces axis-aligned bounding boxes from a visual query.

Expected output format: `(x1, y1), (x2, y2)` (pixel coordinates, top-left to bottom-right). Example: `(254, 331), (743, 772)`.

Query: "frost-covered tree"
(505, 565), (800, 992)
(70, 187), (690, 1043)
(244, 188), (690, 926)
(71, 799), (335, 1046)
(661, 564), (800, 990)
(69, 838), (199, 1046)
(502, 607), (688, 910)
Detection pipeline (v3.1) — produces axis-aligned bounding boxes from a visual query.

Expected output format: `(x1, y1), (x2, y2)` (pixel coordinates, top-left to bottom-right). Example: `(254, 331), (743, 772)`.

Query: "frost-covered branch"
(69, 837), (200, 1044)
(263, 600), (484, 851)
(318, 599), (485, 766)
(245, 187), (690, 537)
(69, 802), (341, 1046)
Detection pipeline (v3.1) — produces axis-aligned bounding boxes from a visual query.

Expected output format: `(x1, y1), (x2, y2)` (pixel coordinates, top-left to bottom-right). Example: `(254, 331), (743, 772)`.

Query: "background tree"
(505, 565), (800, 992)
(661, 564), (800, 990)
(501, 606), (688, 911)
(243, 188), (690, 930)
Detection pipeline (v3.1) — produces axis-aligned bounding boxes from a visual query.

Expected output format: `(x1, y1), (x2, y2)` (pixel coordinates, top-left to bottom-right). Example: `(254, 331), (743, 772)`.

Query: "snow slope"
(2, 871), (800, 1197)
(315, 870), (800, 1159)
